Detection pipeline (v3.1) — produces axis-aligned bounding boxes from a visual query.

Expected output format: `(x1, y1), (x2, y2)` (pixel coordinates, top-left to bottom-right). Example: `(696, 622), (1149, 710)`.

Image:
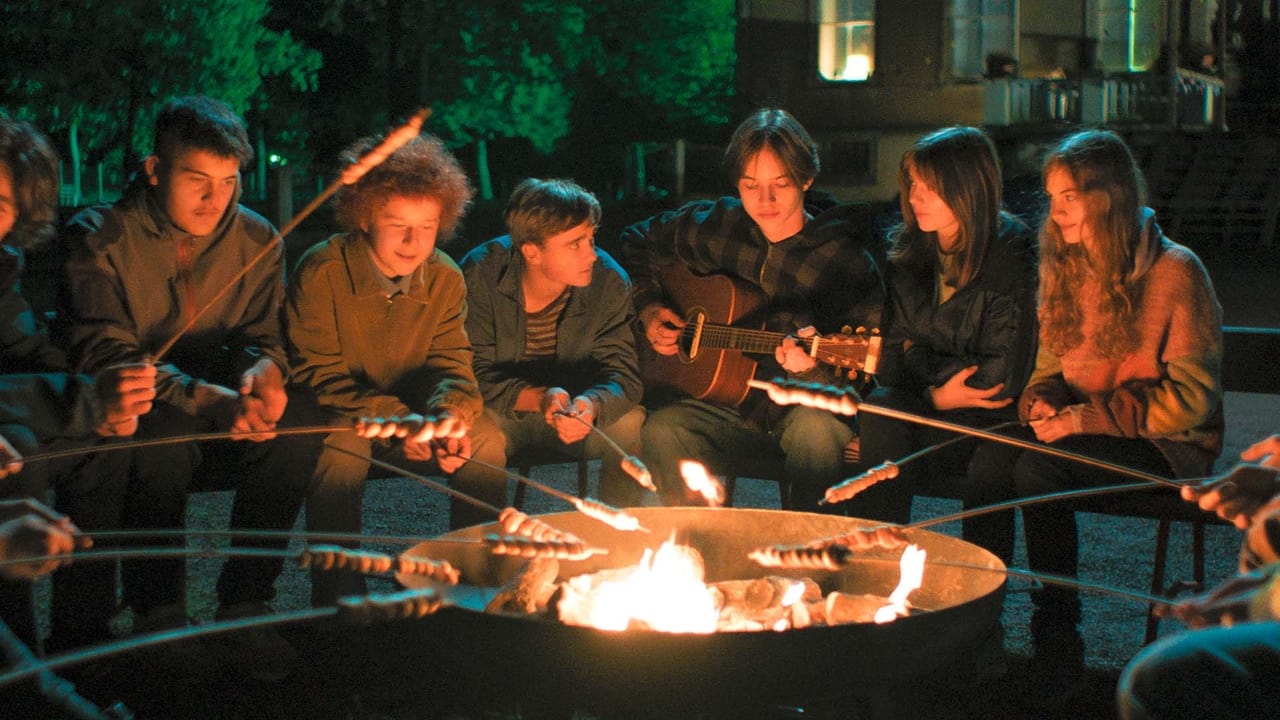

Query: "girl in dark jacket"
(841, 126), (1037, 565)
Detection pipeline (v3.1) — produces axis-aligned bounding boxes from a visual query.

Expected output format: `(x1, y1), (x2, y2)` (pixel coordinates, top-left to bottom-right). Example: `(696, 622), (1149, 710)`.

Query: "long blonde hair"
(1038, 130), (1148, 357)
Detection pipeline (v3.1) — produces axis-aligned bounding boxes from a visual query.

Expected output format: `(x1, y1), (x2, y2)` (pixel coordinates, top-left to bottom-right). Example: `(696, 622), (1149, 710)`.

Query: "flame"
(873, 544), (925, 624)
(557, 537), (719, 633)
(679, 461), (726, 507)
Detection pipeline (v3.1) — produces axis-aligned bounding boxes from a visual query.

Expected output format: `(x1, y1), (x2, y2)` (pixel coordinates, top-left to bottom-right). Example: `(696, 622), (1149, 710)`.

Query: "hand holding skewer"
(1158, 566), (1279, 628)
(1181, 464), (1280, 530)
(544, 388), (594, 444)
(94, 361), (157, 438)
(0, 433), (23, 479)
(0, 499), (92, 579)
(556, 410), (656, 493)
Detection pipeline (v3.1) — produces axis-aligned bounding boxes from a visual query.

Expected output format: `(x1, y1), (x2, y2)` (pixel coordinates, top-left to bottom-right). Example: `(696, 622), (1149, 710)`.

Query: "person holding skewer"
(1115, 433), (1280, 720)
(1009, 129), (1223, 701)
(841, 126), (1037, 567)
(0, 117), (158, 661)
(457, 178), (648, 517)
(285, 131), (490, 602)
(59, 96), (324, 680)
(620, 108), (884, 509)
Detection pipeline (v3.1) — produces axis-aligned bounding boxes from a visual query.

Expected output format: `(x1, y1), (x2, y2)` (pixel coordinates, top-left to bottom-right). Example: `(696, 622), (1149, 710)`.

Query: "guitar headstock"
(813, 327), (882, 376)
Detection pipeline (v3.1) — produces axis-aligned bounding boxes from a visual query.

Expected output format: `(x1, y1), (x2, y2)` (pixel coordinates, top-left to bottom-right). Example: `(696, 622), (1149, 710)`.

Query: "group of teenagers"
(0, 93), (1277, 717)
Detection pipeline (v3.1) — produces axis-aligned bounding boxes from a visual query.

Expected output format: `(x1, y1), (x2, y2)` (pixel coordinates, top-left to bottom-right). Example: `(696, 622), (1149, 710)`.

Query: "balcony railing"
(984, 69), (1225, 130)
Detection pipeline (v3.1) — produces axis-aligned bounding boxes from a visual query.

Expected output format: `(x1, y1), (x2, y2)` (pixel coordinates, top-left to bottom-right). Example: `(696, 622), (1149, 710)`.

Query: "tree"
(0, 0), (319, 203)
(305, 0), (588, 200)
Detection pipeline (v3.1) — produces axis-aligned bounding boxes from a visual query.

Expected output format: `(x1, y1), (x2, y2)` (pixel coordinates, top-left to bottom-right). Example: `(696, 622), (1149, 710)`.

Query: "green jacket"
(285, 234), (481, 424)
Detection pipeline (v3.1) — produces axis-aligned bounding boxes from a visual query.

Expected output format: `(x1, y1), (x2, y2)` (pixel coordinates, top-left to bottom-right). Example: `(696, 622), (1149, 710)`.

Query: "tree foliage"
(0, 0), (319, 170)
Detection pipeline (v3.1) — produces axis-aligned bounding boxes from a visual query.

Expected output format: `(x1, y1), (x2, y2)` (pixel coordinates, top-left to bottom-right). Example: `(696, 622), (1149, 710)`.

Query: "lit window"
(816, 0), (876, 82)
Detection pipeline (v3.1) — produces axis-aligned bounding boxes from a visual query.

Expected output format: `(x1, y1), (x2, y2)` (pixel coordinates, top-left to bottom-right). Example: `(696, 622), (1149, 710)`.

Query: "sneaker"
(213, 601), (298, 682)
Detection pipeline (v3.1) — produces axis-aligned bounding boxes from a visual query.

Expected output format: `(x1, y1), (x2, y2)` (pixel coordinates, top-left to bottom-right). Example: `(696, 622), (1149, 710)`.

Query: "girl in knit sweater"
(1015, 129), (1224, 684)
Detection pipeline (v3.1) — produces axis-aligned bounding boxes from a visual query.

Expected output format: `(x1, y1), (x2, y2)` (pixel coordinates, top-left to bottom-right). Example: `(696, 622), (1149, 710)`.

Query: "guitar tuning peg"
(841, 325), (853, 335)
(854, 326), (866, 335)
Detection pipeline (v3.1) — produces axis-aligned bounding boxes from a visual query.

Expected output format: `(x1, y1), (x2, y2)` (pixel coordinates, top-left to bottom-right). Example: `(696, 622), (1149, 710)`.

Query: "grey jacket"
(62, 174), (288, 418)
(459, 235), (642, 428)
(0, 245), (103, 444)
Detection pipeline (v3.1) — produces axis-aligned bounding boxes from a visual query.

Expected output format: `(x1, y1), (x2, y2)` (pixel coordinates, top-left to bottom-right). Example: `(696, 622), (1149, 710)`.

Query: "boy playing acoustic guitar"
(620, 108), (885, 508)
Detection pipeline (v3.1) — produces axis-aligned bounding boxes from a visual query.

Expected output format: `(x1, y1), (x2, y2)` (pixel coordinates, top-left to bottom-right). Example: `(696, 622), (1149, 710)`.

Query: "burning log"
(485, 556), (561, 614)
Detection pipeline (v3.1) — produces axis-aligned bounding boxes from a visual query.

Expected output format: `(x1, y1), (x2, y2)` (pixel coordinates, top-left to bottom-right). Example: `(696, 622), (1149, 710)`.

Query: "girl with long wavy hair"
(1013, 129), (1223, 698)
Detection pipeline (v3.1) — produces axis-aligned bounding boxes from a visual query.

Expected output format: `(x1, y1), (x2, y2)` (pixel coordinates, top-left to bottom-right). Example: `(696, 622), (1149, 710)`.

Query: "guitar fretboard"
(685, 324), (793, 355)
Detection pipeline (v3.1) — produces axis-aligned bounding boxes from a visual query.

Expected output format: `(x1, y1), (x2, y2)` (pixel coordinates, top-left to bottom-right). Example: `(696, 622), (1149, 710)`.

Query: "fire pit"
(387, 507), (1004, 715)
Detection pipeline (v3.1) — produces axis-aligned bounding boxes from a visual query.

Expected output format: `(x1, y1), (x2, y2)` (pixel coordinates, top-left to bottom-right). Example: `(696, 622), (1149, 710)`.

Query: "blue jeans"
(640, 398), (852, 511)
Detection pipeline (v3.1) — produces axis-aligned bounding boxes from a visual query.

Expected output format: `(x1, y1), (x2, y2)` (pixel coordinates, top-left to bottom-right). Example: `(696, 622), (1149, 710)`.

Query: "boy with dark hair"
(60, 96), (322, 680)
(458, 178), (647, 516)
(621, 108), (884, 509)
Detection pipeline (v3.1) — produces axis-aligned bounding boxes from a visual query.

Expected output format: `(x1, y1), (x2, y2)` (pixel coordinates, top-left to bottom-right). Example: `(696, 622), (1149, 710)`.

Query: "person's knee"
(311, 432), (372, 493)
(602, 407), (645, 452)
(1012, 451), (1059, 496)
(779, 407), (852, 454)
(466, 412), (508, 467)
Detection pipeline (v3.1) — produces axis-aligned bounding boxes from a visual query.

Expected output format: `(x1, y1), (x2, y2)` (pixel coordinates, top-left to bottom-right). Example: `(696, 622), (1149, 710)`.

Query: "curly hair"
(0, 116), (60, 249)
(723, 108), (819, 188)
(889, 126), (1004, 290)
(504, 178), (601, 249)
(1038, 130), (1148, 357)
(333, 134), (474, 242)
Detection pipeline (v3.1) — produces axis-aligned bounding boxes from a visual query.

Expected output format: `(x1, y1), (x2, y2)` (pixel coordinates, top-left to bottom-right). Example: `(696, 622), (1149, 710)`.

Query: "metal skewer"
(18, 424), (350, 466)
(150, 109), (431, 360)
(748, 377), (1184, 489)
(448, 452), (650, 533)
(821, 420), (1021, 505)
(558, 412), (656, 491)
(323, 439), (500, 514)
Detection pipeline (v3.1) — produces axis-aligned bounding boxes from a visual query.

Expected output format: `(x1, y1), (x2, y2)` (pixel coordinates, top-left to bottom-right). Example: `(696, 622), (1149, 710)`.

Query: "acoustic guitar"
(637, 263), (881, 406)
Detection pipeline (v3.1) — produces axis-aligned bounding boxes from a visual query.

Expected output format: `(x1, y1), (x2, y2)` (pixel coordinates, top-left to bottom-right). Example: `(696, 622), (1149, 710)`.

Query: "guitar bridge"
(686, 311), (706, 360)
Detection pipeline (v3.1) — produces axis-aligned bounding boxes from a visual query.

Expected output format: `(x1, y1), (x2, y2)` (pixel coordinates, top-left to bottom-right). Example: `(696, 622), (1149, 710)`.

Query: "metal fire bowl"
(388, 507), (1005, 713)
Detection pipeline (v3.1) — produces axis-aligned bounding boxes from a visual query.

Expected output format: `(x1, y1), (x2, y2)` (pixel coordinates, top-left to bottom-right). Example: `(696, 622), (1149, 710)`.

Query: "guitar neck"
(694, 324), (793, 355)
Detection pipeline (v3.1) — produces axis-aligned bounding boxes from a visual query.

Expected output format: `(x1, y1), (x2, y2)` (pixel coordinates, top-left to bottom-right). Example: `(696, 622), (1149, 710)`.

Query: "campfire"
(486, 532), (928, 634)
(394, 507), (1006, 713)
